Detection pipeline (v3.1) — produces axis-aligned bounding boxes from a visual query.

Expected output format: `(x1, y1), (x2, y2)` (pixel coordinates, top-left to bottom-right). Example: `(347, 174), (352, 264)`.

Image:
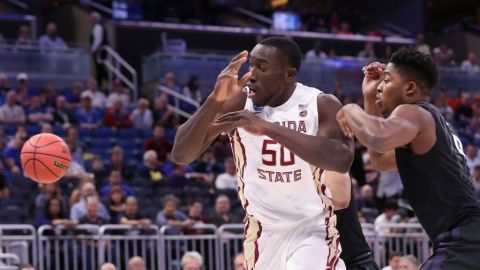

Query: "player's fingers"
(215, 111), (243, 122)
(230, 50), (248, 63)
(237, 71), (252, 88)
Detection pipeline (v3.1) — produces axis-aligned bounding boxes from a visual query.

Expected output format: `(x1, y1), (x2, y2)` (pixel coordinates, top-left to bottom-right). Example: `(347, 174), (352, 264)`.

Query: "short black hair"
(389, 47), (438, 96)
(258, 36), (302, 71)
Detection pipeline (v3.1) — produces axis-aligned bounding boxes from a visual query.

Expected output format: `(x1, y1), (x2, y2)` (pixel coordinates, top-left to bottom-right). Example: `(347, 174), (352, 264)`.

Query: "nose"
(248, 66), (257, 82)
(377, 81), (384, 93)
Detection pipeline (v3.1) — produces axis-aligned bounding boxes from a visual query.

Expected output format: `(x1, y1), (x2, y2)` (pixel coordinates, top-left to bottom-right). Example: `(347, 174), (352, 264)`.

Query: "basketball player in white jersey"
(172, 37), (354, 269)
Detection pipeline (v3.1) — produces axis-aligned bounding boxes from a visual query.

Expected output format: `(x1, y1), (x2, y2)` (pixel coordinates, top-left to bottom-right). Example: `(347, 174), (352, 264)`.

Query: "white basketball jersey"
(229, 83), (334, 229)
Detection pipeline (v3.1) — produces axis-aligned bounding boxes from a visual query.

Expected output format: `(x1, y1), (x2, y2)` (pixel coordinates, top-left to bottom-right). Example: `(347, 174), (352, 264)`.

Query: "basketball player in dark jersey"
(336, 184), (380, 270)
(336, 47), (480, 270)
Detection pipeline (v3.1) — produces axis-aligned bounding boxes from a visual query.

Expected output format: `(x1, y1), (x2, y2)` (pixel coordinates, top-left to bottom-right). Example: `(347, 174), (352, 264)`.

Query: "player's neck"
(268, 82), (296, 107)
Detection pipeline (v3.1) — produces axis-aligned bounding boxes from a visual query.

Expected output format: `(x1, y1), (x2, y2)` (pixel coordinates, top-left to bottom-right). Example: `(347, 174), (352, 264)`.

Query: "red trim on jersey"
(235, 129), (250, 209)
(253, 220), (263, 268)
(244, 220), (250, 270)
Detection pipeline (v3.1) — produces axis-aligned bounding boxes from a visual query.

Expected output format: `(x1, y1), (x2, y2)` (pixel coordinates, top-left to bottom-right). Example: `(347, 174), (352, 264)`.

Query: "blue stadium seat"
(0, 205), (27, 224)
(3, 125), (16, 136)
(52, 126), (67, 137)
(94, 127), (116, 138)
(116, 128), (140, 139)
(27, 125), (41, 136)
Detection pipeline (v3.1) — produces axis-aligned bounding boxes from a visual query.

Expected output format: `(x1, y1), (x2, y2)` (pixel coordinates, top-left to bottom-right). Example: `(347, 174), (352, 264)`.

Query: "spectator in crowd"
(66, 81), (84, 109)
(41, 122), (52, 133)
(433, 91), (454, 121)
(357, 41), (376, 61)
(454, 91), (473, 128)
(209, 194), (240, 227)
(18, 265), (35, 270)
(78, 195), (109, 225)
(466, 144), (480, 174)
(82, 78), (106, 109)
(215, 158), (237, 190)
(332, 80), (346, 104)
(444, 48), (458, 67)
(472, 165), (480, 196)
(35, 183), (64, 215)
(160, 72), (181, 96)
(91, 155), (108, 184)
(90, 12), (109, 86)
(139, 150), (163, 183)
(70, 182), (110, 221)
(156, 195), (192, 235)
(338, 21), (352, 35)
(0, 73), (9, 96)
(35, 197), (77, 227)
(376, 170), (403, 200)
(119, 196), (151, 229)
(76, 95), (102, 129)
(181, 251), (203, 270)
(106, 186), (126, 224)
(357, 184), (379, 223)
(144, 126), (172, 164)
(68, 174), (95, 207)
(461, 52), (480, 73)
(181, 75), (202, 114)
(26, 95), (53, 125)
(100, 262), (117, 270)
(53, 95), (77, 129)
(381, 251), (402, 270)
(16, 72), (36, 106)
(0, 173), (9, 198)
(127, 256), (145, 270)
(398, 255), (418, 270)
(100, 170), (134, 199)
(107, 146), (134, 180)
(104, 99), (132, 128)
(415, 34), (431, 55)
(305, 40), (327, 62)
(65, 127), (84, 165)
(0, 90), (26, 125)
(130, 98), (153, 130)
(185, 199), (209, 234)
(233, 252), (245, 270)
(106, 79), (130, 109)
(65, 157), (87, 178)
(187, 149), (218, 188)
(13, 25), (34, 52)
(374, 200), (401, 234)
(154, 94), (175, 128)
(38, 22), (68, 52)
(3, 134), (26, 174)
(165, 164), (189, 189)
(39, 82), (57, 109)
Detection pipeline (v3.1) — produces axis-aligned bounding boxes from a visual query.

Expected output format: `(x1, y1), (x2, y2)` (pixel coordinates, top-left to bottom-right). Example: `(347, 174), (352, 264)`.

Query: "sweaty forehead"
(250, 44), (281, 64)
(384, 63), (402, 78)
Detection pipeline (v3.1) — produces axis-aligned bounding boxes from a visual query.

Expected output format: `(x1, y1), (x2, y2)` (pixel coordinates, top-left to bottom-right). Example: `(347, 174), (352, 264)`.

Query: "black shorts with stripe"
(420, 216), (480, 270)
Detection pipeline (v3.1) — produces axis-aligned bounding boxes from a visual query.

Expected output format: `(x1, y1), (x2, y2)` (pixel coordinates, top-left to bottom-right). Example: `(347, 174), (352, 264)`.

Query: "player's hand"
(362, 62), (385, 98)
(214, 110), (268, 136)
(336, 107), (353, 138)
(211, 51), (252, 103)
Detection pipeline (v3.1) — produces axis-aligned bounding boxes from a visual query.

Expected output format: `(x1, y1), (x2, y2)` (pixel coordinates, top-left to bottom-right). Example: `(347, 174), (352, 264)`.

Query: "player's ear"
(286, 67), (297, 81)
(405, 81), (417, 97)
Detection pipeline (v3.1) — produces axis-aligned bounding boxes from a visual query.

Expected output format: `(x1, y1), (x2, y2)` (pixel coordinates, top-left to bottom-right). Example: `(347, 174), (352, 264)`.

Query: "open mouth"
(246, 85), (257, 98)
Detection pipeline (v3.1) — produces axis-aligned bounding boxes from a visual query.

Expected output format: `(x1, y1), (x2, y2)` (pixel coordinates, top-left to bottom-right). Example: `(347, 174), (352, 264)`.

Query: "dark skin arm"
(171, 51), (251, 165)
(215, 94), (354, 173)
(337, 103), (435, 155)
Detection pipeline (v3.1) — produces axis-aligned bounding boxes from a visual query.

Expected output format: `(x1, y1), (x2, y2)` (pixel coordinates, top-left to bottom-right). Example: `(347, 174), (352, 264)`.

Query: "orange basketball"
(21, 133), (71, 184)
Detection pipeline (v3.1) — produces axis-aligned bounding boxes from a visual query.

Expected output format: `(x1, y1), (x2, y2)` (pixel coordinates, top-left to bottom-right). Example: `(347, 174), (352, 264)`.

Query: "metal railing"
(0, 225), (37, 267)
(160, 224), (219, 270)
(0, 223), (431, 269)
(0, 253), (20, 270)
(99, 224), (161, 270)
(97, 45), (139, 103)
(157, 85), (201, 119)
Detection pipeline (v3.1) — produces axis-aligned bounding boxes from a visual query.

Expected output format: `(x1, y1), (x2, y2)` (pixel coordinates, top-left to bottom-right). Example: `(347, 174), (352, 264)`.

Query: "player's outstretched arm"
(324, 170), (351, 210)
(214, 94), (354, 173)
(171, 51), (251, 165)
(337, 104), (432, 156)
